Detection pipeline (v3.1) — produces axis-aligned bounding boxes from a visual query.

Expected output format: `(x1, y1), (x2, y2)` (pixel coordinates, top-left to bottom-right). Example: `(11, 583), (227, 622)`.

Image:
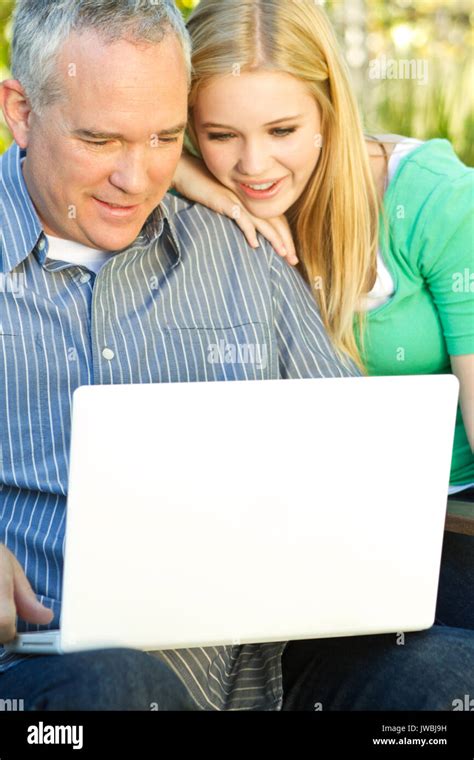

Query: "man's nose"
(236, 140), (271, 178)
(109, 147), (149, 197)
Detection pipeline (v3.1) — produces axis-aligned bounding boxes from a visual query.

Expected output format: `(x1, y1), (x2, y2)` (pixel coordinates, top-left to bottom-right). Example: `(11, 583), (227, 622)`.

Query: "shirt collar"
(1, 141), (182, 273)
(1, 143), (43, 273)
(137, 195), (182, 267)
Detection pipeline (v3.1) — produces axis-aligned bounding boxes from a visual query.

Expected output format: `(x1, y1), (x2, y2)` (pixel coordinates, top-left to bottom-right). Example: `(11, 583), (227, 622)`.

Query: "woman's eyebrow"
(200, 122), (237, 129)
(201, 114), (303, 129)
(264, 114), (303, 126)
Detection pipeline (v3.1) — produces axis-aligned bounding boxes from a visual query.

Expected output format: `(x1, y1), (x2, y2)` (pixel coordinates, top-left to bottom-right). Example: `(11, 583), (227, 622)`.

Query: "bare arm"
(450, 354), (474, 452)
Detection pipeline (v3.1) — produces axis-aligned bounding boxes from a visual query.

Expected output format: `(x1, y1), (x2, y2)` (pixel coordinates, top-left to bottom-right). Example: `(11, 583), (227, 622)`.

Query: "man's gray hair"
(11, 0), (192, 114)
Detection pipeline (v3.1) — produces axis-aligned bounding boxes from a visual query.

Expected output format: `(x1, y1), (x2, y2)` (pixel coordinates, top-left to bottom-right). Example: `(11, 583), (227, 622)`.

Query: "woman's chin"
(244, 199), (292, 219)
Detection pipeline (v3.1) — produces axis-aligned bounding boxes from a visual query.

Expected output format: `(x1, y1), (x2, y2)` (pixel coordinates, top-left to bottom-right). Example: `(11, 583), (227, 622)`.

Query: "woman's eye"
(207, 133), (235, 141)
(272, 128), (297, 137)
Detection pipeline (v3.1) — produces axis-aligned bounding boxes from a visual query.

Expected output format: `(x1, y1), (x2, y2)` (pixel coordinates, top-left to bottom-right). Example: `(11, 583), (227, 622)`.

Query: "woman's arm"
(172, 152), (298, 265)
(450, 354), (474, 452)
(413, 161), (473, 456)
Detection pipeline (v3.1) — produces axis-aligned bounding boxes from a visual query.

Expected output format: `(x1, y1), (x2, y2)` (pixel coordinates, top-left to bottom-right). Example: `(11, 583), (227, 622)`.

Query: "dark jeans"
(1, 532), (471, 711)
(281, 530), (474, 710)
(0, 648), (199, 711)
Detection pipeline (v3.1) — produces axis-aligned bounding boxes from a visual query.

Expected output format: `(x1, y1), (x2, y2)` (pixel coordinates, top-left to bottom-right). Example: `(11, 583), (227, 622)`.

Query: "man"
(1, 0), (472, 712)
(0, 0), (355, 711)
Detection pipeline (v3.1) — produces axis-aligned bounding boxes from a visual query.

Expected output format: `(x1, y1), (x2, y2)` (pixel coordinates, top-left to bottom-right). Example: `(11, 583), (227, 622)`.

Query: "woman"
(170, 0), (474, 711)
(172, 0), (474, 496)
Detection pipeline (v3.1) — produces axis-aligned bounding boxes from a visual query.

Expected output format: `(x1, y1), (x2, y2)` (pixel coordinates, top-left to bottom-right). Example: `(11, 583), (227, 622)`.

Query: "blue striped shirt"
(0, 141), (357, 710)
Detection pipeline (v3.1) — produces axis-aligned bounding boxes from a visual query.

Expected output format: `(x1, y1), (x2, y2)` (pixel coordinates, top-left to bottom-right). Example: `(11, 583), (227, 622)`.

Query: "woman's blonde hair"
(186, 0), (392, 371)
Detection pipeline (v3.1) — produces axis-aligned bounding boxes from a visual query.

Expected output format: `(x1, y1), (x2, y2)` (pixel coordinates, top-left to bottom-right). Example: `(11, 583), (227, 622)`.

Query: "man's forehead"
(58, 29), (187, 86)
(56, 32), (188, 131)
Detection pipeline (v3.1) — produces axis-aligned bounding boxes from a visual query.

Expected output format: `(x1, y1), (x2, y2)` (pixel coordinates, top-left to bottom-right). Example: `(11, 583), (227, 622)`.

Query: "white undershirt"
(44, 235), (115, 275)
(360, 137), (424, 311)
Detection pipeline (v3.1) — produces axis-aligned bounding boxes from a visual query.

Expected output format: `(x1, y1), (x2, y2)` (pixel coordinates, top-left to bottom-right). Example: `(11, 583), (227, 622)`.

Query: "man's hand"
(0, 544), (54, 643)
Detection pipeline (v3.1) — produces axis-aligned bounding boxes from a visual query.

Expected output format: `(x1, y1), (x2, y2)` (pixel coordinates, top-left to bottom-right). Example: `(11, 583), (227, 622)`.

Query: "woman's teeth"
(244, 182), (276, 190)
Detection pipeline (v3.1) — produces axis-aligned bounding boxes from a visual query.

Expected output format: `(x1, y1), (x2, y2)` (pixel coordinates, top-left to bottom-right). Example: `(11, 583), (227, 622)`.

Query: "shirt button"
(102, 348), (115, 361)
(37, 238), (46, 251)
(79, 273), (91, 284)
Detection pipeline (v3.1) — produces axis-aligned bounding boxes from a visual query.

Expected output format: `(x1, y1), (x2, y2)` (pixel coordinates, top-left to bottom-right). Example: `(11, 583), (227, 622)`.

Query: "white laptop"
(6, 375), (458, 655)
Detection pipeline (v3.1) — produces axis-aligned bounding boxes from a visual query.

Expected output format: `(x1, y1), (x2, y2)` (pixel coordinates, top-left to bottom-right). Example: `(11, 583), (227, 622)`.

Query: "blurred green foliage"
(0, 0), (14, 152)
(326, 0), (474, 166)
(1, 0), (473, 165)
(175, 0), (199, 19)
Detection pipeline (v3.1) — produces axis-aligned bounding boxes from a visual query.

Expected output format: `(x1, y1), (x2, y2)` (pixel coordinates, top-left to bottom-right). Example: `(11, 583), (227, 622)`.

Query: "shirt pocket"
(156, 322), (275, 382)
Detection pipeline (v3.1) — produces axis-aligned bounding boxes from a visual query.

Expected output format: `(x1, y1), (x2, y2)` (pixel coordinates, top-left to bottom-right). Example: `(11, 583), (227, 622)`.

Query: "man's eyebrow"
(156, 123), (187, 136)
(72, 124), (187, 140)
(201, 115), (303, 129)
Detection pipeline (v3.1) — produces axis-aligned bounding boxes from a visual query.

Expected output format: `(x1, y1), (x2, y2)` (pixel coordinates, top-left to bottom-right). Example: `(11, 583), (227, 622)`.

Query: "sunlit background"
(0, 0), (472, 164)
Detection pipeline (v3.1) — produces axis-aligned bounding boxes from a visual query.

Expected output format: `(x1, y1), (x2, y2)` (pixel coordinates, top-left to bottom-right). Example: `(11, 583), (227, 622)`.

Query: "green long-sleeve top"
(360, 139), (473, 486)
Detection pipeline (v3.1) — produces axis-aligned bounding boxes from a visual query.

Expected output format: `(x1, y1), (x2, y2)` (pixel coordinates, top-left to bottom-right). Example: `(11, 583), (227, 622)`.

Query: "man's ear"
(0, 79), (33, 149)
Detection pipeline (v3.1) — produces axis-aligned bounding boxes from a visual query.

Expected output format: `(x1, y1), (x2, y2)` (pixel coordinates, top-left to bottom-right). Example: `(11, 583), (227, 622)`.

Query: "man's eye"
(158, 137), (179, 144)
(84, 140), (109, 146)
(207, 133), (235, 142)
